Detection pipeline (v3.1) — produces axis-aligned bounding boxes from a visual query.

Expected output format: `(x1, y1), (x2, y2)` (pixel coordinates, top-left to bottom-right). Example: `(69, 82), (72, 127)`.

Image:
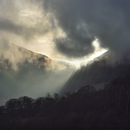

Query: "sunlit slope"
(60, 52), (130, 94)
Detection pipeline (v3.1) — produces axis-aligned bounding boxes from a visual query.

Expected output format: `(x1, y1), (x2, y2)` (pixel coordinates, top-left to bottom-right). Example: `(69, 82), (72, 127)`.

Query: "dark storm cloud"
(55, 37), (94, 58)
(41, 0), (130, 59)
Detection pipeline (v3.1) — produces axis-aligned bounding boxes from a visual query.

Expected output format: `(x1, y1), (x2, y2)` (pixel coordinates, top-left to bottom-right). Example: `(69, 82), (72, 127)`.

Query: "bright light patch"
(31, 39), (108, 69)
(90, 39), (108, 60)
(53, 39), (108, 69)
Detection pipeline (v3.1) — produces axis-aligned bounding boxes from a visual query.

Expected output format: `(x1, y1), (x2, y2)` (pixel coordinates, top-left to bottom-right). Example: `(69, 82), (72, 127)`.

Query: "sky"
(0, 0), (130, 104)
(0, 0), (109, 67)
(0, 0), (130, 65)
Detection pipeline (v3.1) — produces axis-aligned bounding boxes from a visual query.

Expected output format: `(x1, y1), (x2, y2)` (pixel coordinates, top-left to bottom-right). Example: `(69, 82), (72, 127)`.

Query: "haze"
(0, 0), (130, 104)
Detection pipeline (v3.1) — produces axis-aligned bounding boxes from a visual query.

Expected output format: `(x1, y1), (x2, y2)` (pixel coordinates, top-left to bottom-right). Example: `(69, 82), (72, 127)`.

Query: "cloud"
(40, 0), (130, 59)
(0, 0), (130, 67)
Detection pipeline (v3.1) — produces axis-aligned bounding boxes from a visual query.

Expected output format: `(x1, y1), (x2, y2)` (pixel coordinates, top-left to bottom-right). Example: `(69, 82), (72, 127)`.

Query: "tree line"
(0, 76), (130, 129)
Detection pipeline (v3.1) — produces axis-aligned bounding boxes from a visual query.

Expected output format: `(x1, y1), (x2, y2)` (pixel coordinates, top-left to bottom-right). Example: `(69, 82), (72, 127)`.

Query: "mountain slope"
(0, 44), (73, 105)
(60, 52), (130, 94)
(0, 44), (52, 71)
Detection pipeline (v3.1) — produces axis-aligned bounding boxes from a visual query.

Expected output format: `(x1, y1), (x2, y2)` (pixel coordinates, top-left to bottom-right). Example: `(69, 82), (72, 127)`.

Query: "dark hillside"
(61, 52), (130, 93)
(0, 76), (130, 129)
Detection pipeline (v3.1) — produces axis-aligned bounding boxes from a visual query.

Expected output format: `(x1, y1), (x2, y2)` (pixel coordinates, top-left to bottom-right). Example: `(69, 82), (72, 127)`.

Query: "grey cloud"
(55, 37), (94, 58)
(0, 19), (23, 34)
(0, 18), (49, 41)
(41, 0), (130, 59)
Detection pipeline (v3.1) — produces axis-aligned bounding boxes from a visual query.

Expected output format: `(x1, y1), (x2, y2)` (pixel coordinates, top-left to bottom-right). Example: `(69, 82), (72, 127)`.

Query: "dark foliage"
(1, 77), (130, 129)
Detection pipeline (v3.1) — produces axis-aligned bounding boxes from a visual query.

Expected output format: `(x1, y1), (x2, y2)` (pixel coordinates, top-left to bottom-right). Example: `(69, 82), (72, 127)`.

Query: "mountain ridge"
(60, 52), (130, 94)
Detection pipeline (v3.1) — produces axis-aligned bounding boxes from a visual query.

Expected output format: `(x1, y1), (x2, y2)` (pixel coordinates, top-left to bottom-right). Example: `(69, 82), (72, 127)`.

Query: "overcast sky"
(0, 0), (130, 62)
(1, 0), (125, 64)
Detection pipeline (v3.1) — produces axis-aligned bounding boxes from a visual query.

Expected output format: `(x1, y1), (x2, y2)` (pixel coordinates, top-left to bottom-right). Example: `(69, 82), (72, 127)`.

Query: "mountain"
(0, 44), (52, 71)
(60, 51), (130, 94)
(0, 44), (74, 105)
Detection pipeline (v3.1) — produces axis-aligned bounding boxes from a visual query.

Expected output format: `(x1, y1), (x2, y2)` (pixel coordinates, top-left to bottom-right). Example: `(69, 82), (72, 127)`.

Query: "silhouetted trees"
(1, 76), (130, 129)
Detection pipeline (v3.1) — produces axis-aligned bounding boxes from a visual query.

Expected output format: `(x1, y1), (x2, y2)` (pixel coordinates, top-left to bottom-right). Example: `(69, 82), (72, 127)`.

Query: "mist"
(0, 0), (130, 104)
(0, 44), (74, 105)
(0, 66), (73, 105)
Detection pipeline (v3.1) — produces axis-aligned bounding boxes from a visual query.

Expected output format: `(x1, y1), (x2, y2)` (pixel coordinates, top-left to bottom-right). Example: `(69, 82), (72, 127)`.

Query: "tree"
(5, 99), (18, 113)
(54, 93), (59, 101)
(18, 96), (34, 109)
